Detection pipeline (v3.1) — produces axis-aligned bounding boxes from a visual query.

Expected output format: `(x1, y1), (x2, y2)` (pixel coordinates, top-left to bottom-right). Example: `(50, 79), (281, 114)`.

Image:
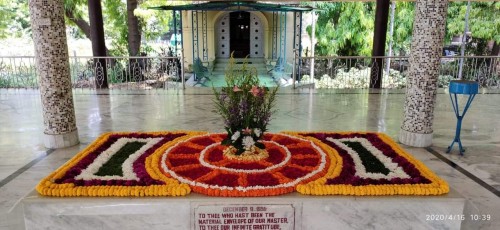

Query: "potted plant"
(213, 56), (278, 157)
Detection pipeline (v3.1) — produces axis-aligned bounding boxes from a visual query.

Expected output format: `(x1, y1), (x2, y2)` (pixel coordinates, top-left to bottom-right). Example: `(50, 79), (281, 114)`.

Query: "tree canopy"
(446, 1), (500, 55)
(309, 1), (498, 56)
(446, 1), (500, 43)
(0, 1), (498, 56)
(390, 2), (414, 56)
(309, 2), (375, 56)
(0, 0), (30, 38)
(307, 2), (415, 56)
(0, 0), (173, 56)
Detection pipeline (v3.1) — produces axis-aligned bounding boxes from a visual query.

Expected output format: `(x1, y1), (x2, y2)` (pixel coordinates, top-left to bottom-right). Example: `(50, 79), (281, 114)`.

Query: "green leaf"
(254, 142), (265, 149)
(236, 148), (245, 156)
(221, 138), (232, 146)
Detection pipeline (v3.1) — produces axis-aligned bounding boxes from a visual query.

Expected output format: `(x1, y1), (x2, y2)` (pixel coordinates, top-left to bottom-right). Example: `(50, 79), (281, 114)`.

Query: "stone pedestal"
(23, 190), (465, 230)
(28, 0), (79, 148)
(399, 0), (449, 147)
(399, 129), (433, 148)
(42, 130), (79, 149)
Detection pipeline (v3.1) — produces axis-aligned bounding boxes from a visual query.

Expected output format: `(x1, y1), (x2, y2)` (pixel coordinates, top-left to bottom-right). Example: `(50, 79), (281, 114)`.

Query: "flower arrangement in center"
(213, 55), (278, 156)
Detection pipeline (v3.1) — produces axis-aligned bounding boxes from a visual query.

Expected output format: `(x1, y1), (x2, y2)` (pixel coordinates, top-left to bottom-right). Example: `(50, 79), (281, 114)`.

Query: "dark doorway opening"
(230, 11), (250, 58)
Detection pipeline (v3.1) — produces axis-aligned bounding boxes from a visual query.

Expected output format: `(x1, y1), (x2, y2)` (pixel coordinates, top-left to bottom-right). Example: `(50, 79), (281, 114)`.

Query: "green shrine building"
(151, 1), (313, 75)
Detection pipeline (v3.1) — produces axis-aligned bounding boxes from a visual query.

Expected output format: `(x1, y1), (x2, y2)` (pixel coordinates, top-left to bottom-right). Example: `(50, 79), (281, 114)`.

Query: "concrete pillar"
(29, 0), (79, 148)
(399, 0), (449, 147)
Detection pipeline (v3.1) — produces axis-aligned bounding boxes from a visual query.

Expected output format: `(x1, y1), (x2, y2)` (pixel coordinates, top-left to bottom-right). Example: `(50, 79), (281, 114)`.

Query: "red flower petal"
(265, 147), (285, 164)
(204, 173), (239, 187)
(191, 137), (216, 146)
(288, 147), (317, 156)
(274, 137), (299, 146)
(207, 148), (224, 162)
(171, 146), (200, 155)
(225, 162), (267, 170)
(176, 166), (211, 180)
(169, 158), (199, 167)
(280, 166), (308, 179)
(291, 157), (318, 167)
(247, 173), (279, 186)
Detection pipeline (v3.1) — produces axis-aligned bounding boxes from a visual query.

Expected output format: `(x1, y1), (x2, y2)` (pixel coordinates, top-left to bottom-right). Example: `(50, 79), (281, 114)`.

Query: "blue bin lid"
(449, 80), (479, 94)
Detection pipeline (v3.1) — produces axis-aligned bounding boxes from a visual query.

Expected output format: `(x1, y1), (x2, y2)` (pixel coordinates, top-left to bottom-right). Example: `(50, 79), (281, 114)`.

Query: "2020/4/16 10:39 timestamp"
(470, 214), (491, 221)
(426, 214), (491, 221)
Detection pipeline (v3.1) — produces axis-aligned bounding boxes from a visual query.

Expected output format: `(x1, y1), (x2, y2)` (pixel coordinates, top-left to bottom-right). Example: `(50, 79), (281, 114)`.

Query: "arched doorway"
(215, 11), (263, 58)
(230, 12), (250, 58)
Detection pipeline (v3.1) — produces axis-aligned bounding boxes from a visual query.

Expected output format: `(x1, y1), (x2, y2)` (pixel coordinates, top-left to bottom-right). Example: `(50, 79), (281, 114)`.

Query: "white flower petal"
(242, 136), (255, 150)
(231, 131), (241, 141)
(254, 128), (262, 137)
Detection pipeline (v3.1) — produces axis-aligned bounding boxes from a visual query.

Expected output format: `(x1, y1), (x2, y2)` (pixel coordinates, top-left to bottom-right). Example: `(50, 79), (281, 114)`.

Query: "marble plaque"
(38, 18), (51, 26)
(193, 204), (295, 230)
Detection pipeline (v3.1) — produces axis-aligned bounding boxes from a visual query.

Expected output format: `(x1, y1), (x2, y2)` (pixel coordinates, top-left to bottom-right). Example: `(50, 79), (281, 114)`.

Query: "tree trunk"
(491, 41), (500, 56)
(491, 41), (499, 77)
(65, 9), (91, 39)
(64, 8), (110, 55)
(127, 0), (141, 56)
(88, 0), (108, 88)
(370, 0), (390, 89)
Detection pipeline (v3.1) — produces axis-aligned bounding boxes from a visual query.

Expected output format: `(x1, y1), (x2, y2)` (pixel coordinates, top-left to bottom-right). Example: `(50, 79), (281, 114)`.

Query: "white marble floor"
(0, 88), (499, 229)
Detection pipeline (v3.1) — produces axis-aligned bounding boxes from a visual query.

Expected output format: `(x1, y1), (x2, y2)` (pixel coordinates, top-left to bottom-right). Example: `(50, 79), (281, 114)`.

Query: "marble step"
(22, 189), (465, 230)
(212, 67), (268, 72)
(215, 58), (266, 63)
(214, 63), (267, 66)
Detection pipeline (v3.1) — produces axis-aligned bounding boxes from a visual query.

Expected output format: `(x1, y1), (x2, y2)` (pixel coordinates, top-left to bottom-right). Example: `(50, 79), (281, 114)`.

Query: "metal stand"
(446, 80), (478, 155)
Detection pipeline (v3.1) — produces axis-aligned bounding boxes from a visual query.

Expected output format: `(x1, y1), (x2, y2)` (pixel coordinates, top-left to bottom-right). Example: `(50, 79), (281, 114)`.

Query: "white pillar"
(399, 0), (449, 147)
(29, 0), (79, 148)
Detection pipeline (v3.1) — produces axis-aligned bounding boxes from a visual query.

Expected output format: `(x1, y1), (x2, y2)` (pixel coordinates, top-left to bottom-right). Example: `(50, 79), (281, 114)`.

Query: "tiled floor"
(0, 88), (499, 229)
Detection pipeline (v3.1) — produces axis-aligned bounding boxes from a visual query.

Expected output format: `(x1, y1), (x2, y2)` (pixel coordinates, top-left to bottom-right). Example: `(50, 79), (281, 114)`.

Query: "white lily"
(242, 136), (255, 150)
(254, 128), (262, 137)
(231, 131), (241, 141)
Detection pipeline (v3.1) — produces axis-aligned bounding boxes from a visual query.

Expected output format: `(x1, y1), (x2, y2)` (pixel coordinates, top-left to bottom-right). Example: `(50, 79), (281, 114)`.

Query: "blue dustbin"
(447, 80), (479, 155)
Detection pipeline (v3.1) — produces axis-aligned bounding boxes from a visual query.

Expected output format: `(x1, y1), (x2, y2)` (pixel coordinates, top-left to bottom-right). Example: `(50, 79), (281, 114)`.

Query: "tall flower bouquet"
(213, 57), (278, 156)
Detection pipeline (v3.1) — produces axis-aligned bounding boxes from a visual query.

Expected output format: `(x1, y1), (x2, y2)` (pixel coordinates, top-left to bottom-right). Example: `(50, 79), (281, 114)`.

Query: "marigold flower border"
(285, 131), (449, 196)
(36, 131), (202, 197)
(37, 131), (449, 197)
